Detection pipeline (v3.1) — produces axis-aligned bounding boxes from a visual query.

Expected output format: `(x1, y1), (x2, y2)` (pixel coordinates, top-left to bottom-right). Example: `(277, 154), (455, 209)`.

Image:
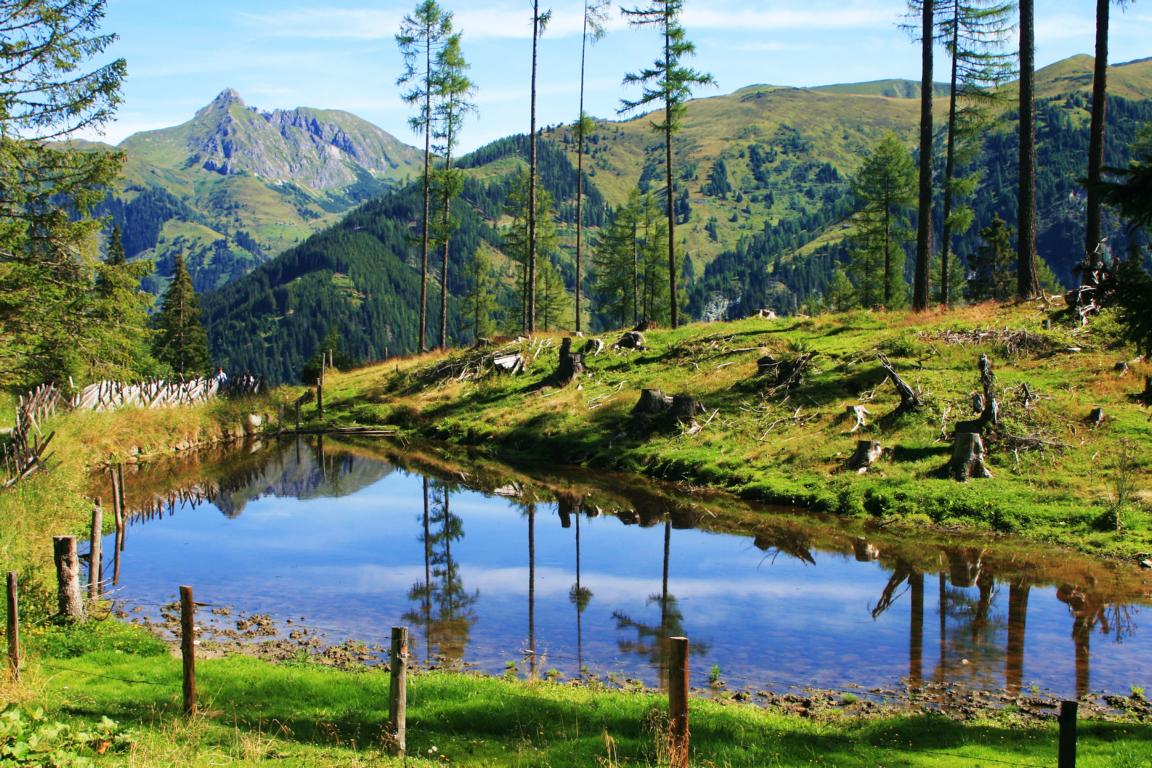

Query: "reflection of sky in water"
(109, 459), (1151, 698)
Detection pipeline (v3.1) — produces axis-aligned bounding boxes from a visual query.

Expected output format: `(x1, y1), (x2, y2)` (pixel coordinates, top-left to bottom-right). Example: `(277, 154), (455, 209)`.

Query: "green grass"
(5, 622), (1150, 767)
(315, 303), (1152, 559)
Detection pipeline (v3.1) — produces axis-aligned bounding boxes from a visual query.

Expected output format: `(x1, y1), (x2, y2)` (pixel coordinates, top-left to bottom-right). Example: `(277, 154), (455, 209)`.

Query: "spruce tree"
(967, 215), (1014, 301)
(397, 1), (453, 352)
(504, 169), (558, 330)
(153, 253), (211, 376)
(0, 0), (126, 388)
(90, 226), (162, 381)
(620, 0), (714, 328)
(430, 32), (475, 350)
(849, 134), (917, 308)
(462, 247), (496, 343)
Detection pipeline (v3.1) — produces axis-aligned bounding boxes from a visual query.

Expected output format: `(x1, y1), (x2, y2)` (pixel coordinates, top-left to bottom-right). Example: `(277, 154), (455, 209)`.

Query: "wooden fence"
(2, 374), (262, 487)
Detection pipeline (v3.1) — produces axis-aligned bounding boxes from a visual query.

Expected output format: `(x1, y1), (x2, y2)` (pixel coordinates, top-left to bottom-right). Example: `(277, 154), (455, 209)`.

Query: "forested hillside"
(202, 56), (1152, 384)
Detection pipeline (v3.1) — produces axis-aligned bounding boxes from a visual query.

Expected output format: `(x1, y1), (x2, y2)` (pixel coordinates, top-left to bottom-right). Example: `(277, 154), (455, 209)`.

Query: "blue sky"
(87, 0), (1151, 152)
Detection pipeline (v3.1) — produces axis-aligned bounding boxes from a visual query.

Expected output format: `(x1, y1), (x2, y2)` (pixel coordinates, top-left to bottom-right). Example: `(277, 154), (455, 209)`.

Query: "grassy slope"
(4, 622), (1150, 767)
(316, 303), (1152, 559)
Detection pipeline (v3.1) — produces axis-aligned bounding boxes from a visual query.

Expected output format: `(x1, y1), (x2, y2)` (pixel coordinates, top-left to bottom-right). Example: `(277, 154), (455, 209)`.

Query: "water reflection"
(97, 437), (1152, 699)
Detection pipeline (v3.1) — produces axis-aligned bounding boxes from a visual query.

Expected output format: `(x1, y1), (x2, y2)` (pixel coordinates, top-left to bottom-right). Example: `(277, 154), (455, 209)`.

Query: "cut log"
(582, 338), (605, 356)
(845, 405), (870, 434)
(949, 432), (992, 481)
(553, 337), (585, 385)
(615, 330), (646, 350)
(847, 440), (883, 473)
(492, 353), (525, 375)
(632, 389), (673, 416)
(877, 354), (923, 413)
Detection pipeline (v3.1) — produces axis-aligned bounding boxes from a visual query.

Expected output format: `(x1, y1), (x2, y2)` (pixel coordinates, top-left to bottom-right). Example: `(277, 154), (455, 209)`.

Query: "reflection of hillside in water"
(212, 439), (394, 517)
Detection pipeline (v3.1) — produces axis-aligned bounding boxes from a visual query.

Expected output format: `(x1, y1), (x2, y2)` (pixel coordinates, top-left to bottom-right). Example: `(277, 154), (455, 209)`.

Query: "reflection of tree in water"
(565, 495), (593, 675)
(934, 576), (1008, 690)
(1057, 584), (1140, 698)
(403, 479), (478, 667)
(612, 520), (708, 684)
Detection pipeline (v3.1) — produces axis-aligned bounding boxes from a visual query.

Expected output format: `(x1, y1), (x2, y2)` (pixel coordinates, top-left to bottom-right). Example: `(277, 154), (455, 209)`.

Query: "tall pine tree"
(397, 1), (454, 352)
(620, 0), (714, 328)
(574, 0), (610, 332)
(153, 253), (211, 376)
(1016, 0), (1040, 299)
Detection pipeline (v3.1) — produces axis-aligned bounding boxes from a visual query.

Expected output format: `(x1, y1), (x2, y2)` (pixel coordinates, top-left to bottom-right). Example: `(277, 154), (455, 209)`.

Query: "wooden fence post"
(180, 585), (197, 716)
(88, 498), (102, 600)
(53, 536), (84, 621)
(668, 636), (690, 768)
(6, 572), (18, 682)
(388, 626), (408, 756)
(1059, 700), (1078, 768)
(317, 369), (325, 418)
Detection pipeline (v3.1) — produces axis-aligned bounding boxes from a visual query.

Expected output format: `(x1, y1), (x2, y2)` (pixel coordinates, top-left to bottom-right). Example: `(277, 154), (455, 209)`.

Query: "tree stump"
(845, 405), (870, 433)
(632, 389), (673, 416)
(554, 337), (585, 385)
(1087, 407), (1105, 427)
(582, 338), (605, 356)
(1114, 360), (1130, 375)
(847, 440), (883, 473)
(756, 355), (779, 376)
(1144, 376), (1152, 404)
(615, 330), (645, 350)
(632, 319), (653, 332)
(949, 432), (992, 481)
(853, 537), (880, 562)
(670, 395), (703, 423)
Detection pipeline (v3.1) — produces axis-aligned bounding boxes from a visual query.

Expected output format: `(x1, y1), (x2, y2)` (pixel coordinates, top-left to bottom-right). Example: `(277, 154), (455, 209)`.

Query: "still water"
(98, 437), (1151, 699)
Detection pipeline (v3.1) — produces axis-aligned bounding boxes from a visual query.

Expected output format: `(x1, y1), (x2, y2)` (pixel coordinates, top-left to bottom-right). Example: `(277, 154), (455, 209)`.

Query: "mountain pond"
(90, 436), (1151, 701)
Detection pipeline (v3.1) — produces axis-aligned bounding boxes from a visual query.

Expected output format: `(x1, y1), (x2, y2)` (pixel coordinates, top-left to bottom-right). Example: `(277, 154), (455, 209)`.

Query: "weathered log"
(581, 338), (605, 356)
(845, 405), (870, 434)
(492, 353), (525, 375)
(949, 432), (992, 481)
(877, 354), (923, 413)
(615, 330), (646, 350)
(1087, 407), (1105, 427)
(756, 354), (779, 376)
(553, 337), (585, 385)
(847, 440), (883, 473)
(954, 355), (1000, 435)
(632, 389), (673, 416)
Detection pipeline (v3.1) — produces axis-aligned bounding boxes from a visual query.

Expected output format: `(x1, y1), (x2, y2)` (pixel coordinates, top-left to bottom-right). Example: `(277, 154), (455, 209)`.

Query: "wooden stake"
(668, 636), (689, 768)
(53, 536), (84, 621)
(388, 626), (408, 755)
(88, 499), (103, 600)
(388, 626), (409, 753)
(180, 585), (197, 716)
(1059, 700), (1078, 768)
(6, 572), (18, 682)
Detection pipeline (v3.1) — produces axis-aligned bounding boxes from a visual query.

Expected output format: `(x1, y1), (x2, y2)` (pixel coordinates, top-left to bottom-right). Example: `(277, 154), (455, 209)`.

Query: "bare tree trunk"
(664, 26), (678, 329)
(1017, 0), (1040, 300)
(527, 2), (541, 334)
(914, 0), (934, 311)
(420, 37), (432, 352)
(940, 0), (961, 307)
(1085, 0), (1110, 272)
